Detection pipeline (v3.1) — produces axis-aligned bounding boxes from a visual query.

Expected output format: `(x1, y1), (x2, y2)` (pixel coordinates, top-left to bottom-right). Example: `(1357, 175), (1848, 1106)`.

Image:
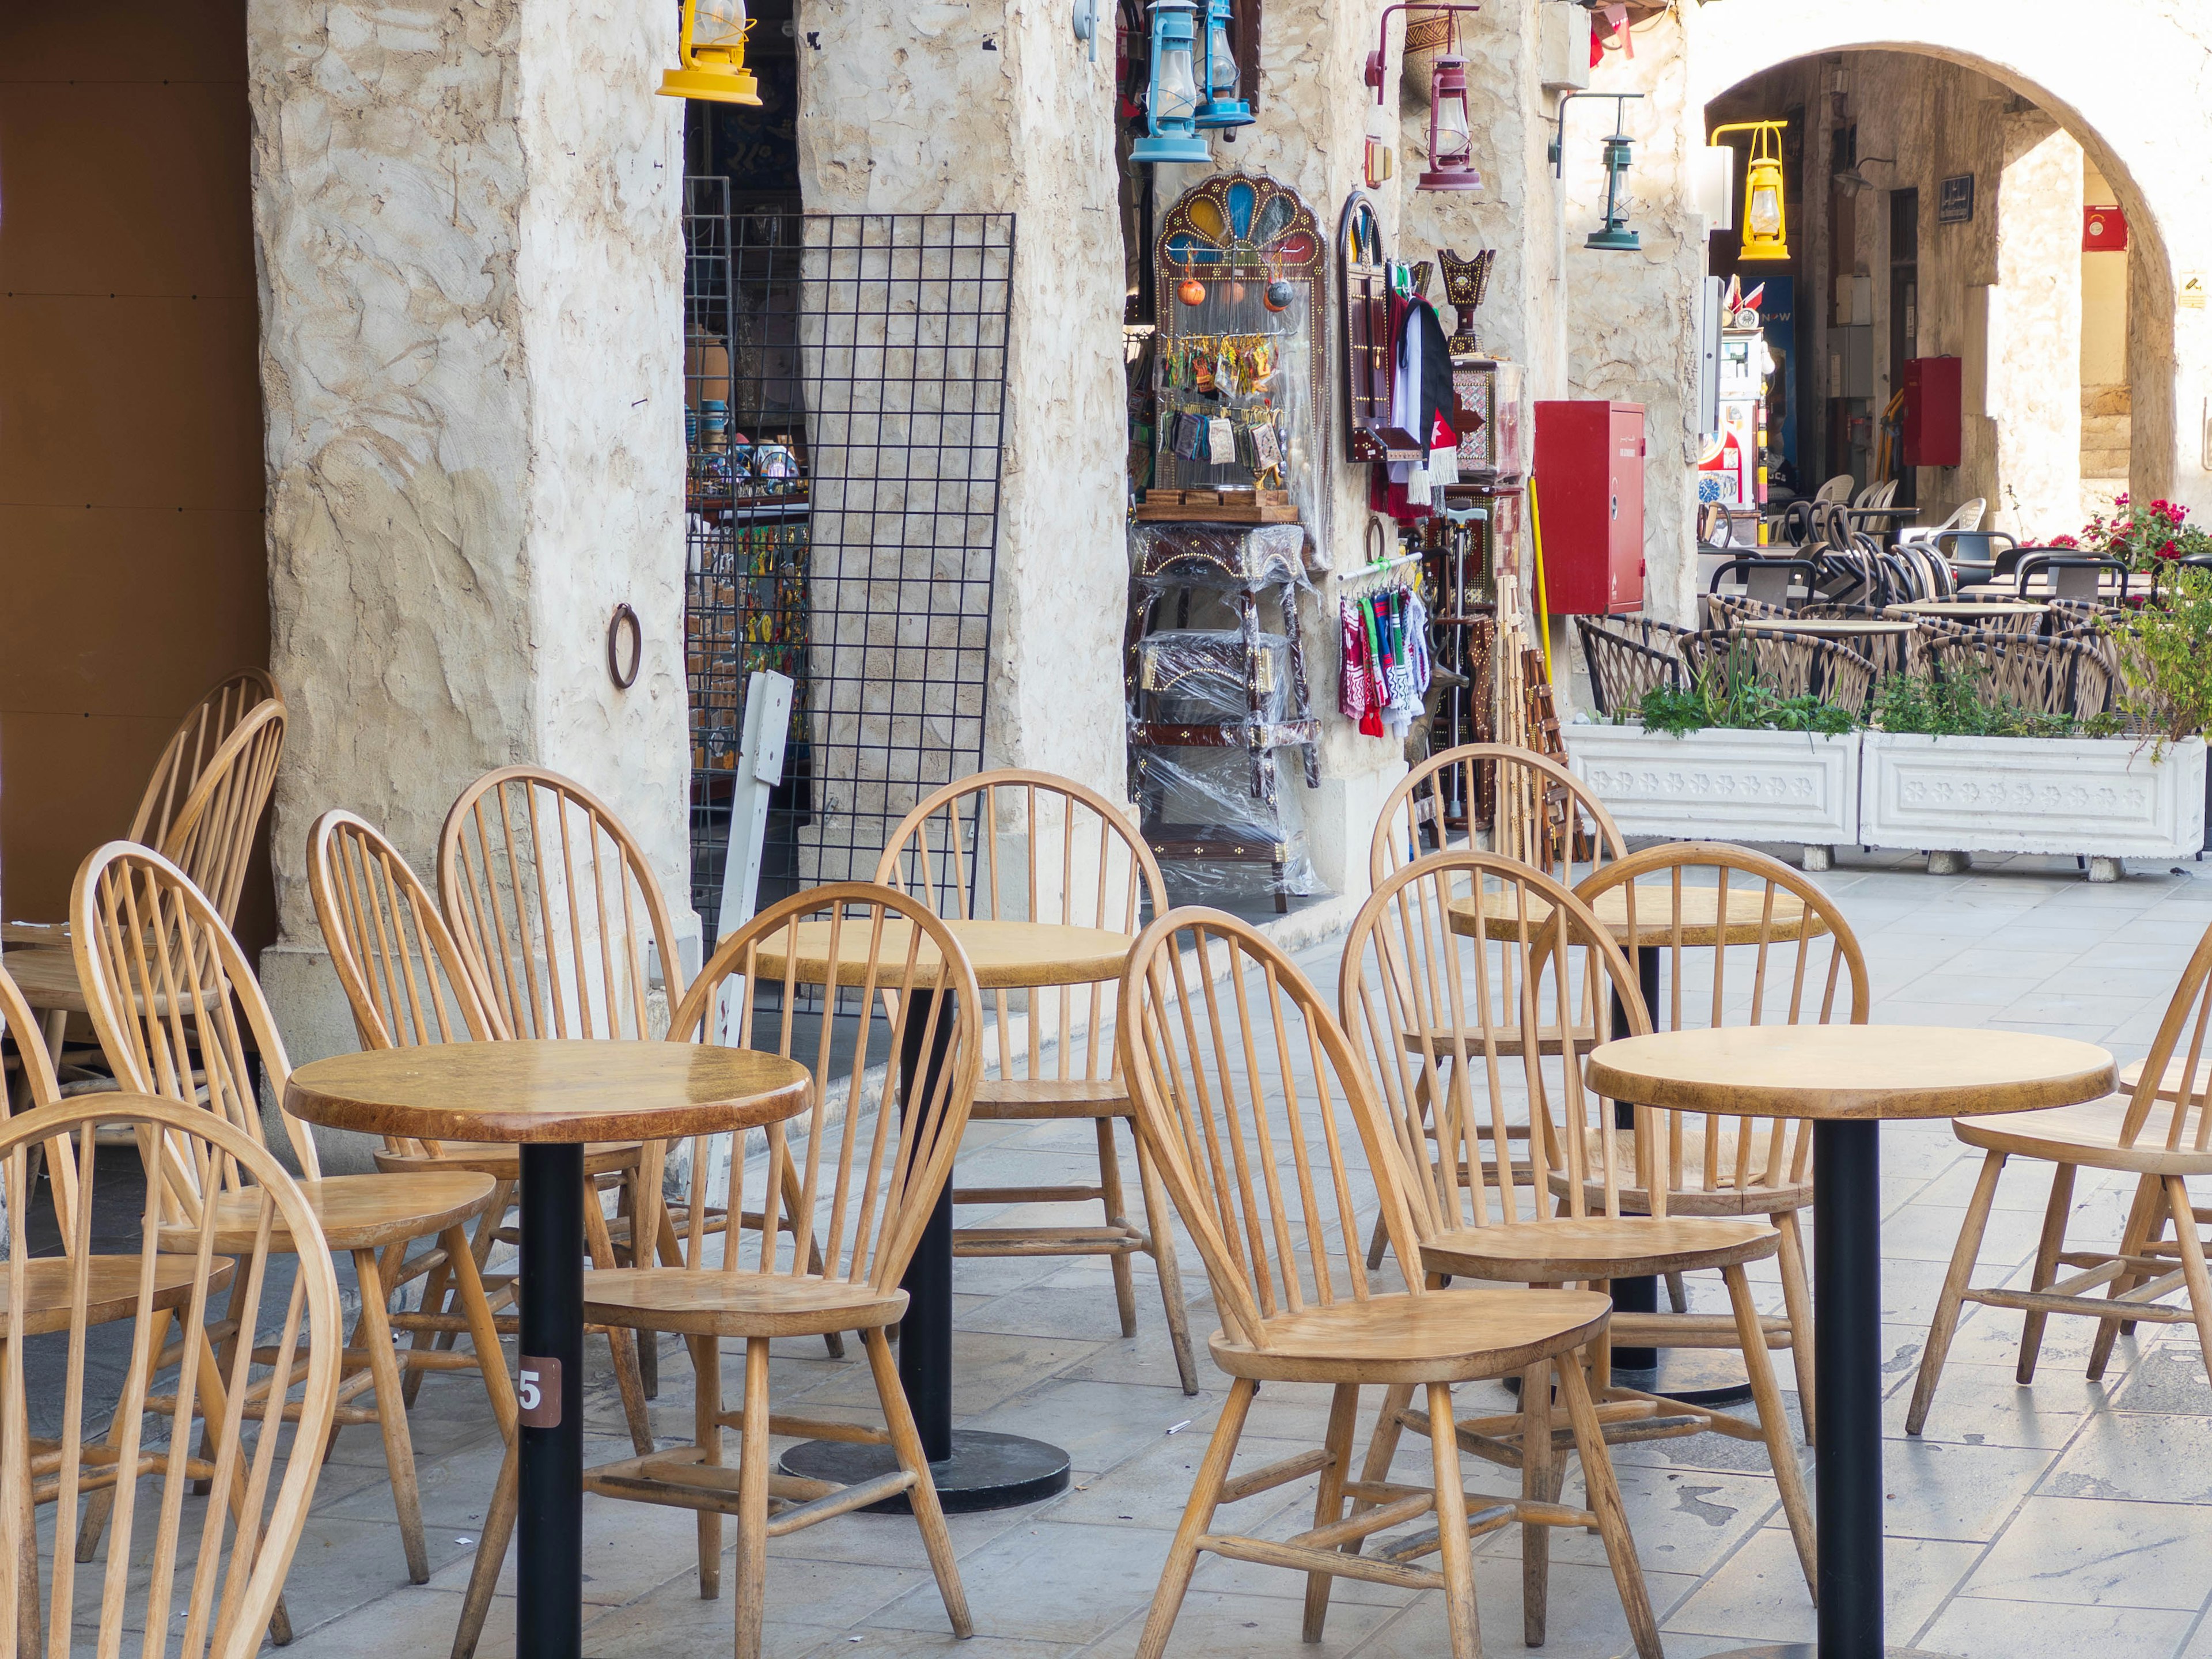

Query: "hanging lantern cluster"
(658, 0), (762, 105)
(1194, 0), (1253, 131)
(1134, 0), (1252, 165)
(1362, 3), (1485, 195)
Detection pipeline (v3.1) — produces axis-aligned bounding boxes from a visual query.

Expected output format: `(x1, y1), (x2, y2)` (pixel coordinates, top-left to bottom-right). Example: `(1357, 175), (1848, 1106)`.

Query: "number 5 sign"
(518, 1355), (563, 1428)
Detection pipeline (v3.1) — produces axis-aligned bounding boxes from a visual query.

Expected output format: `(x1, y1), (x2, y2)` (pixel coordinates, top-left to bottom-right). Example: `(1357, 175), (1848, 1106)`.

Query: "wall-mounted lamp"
(658, 0), (762, 105)
(1363, 4), (1485, 194)
(1132, 0), (1212, 164)
(1709, 120), (1791, 260)
(1832, 156), (1897, 197)
(1550, 90), (1646, 251)
(1194, 0), (1253, 131)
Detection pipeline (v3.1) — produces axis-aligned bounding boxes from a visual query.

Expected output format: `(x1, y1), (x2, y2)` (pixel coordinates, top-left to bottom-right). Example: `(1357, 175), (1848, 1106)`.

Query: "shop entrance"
(0, 1), (272, 949)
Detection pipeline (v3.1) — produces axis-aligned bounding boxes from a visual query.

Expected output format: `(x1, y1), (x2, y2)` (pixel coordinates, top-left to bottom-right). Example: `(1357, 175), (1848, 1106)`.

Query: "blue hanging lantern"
(1131, 0), (1212, 165)
(1193, 0), (1253, 132)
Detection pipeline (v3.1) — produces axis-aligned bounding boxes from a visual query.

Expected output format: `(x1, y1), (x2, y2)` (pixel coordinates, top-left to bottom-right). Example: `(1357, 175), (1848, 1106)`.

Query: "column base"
(1703, 1647), (1957, 1658)
(781, 1429), (1070, 1514)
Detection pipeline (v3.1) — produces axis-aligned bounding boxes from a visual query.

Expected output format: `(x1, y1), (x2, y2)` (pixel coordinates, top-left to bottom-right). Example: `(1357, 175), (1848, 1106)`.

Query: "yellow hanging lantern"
(1739, 121), (1790, 261)
(660, 0), (762, 105)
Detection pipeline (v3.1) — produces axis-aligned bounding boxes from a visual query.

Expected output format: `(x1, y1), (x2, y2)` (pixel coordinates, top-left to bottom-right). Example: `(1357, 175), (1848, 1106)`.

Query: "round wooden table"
(1884, 600), (2048, 623)
(1586, 1026), (2116, 1659)
(286, 1039), (811, 1659)
(757, 916), (1135, 1513)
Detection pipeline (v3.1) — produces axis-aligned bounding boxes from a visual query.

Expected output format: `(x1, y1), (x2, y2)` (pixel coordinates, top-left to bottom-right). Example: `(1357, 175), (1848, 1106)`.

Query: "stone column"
(249, 0), (690, 1134)
(1990, 114), (2084, 536)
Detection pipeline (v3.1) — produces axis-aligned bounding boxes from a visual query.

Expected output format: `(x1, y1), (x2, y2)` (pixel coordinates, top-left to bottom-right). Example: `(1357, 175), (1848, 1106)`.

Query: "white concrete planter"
(1859, 733), (2208, 862)
(1566, 724), (1862, 847)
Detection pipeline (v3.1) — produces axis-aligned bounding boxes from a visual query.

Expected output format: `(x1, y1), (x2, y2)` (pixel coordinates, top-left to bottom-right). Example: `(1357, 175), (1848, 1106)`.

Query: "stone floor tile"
(278, 1588), (509, 1658)
(1664, 1528), (1980, 1643)
(581, 1551), (934, 1655)
(1881, 1359), (2100, 1448)
(1342, 1559), (1700, 1659)
(1877, 1437), (2055, 1542)
(2045, 1410), (2212, 1503)
(1916, 1595), (2195, 1659)
(1079, 1586), (1400, 1659)
(1960, 1494), (2212, 1608)
(807, 1633), (1076, 1659)
(863, 1520), (1181, 1644)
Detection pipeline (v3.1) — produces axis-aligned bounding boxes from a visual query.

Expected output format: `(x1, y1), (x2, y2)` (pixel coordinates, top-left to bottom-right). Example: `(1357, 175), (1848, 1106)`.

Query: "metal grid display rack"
(684, 196), (1013, 934)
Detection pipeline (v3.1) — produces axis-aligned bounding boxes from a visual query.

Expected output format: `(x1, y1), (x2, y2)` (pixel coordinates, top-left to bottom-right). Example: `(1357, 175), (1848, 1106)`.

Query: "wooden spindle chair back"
(153, 699), (287, 929)
(127, 669), (281, 851)
(1370, 742), (1626, 891)
(661, 884), (982, 1291)
(72, 843), (320, 1224)
(309, 809), (505, 1161)
(2115, 918), (2212, 1156)
(439, 767), (688, 1045)
(1570, 842), (1868, 1210)
(1117, 908), (1427, 1348)
(0, 1094), (340, 1659)
(0, 962), (73, 1233)
(876, 769), (1165, 1089)
(1340, 851), (1653, 1239)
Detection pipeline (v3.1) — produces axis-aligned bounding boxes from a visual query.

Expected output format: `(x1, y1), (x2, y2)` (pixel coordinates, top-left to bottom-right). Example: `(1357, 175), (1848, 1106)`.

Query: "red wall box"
(1902, 356), (1963, 468)
(1533, 400), (1645, 615)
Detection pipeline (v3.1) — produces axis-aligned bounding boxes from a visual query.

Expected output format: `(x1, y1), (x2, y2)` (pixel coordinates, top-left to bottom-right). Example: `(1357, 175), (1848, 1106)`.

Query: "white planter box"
(1566, 725), (1862, 845)
(1860, 733), (2208, 859)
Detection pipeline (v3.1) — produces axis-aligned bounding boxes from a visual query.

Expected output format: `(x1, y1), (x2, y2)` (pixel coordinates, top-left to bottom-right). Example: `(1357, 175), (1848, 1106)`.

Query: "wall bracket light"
(1363, 4), (1485, 194)
(1550, 90), (1645, 251)
(1709, 119), (1791, 260)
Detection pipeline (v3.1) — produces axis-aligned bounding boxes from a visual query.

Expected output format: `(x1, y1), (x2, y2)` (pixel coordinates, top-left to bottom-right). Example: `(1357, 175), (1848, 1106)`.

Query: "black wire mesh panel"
(685, 186), (816, 940)
(793, 213), (1012, 910)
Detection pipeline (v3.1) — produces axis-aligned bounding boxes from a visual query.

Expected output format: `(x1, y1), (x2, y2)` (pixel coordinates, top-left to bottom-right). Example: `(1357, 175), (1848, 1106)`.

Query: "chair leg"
(1134, 1376), (1255, 1659)
(2089, 1175), (2162, 1380)
(1728, 1262), (1816, 1597)
(693, 1335), (724, 1600)
(1664, 1272), (1688, 1313)
(1132, 1126), (1198, 1395)
(732, 1337), (773, 1659)
(354, 1247), (431, 1584)
(1559, 1354), (1662, 1659)
(2164, 1175), (2212, 1388)
(1425, 1380), (1484, 1659)
(584, 1189), (656, 1455)
(452, 1437), (517, 1659)
(1096, 1118), (1139, 1339)
(2017, 1162), (2078, 1384)
(442, 1225), (519, 1433)
(1521, 1359), (1556, 1647)
(867, 1328), (972, 1637)
(2121, 1200), (2171, 1338)
(1352, 1381), (1416, 1525)
(402, 1252), (454, 1410)
(1300, 1382), (1361, 1642)
(1774, 1208), (1817, 1445)
(615, 1170), (660, 1399)
(1907, 1149), (2005, 1435)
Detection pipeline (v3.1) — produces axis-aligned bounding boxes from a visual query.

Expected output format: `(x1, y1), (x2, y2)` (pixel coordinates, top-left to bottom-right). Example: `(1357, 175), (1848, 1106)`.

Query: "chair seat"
(2, 1253), (236, 1337)
(1206, 1286), (1611, 1384)
(1422, 1215), (1777, 1284)
(1403, 1023), (1598, 1059)
(583, 1268), (906, 1338)
(969, 1077), (1131, 1120)
(1550, 1127), (1812, 1217)
(1954, 1096), (2212, 1175)
(373, 1141), (642, 1179)
(162, 1171), (499, 1255)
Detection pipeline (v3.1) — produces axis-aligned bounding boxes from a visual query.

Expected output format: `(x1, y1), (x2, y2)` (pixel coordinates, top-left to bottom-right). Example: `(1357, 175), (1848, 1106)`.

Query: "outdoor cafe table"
(286, 1039), (811, 1659)
(1586, 1025), (2117, 1658)
(747, 914), (1135, 1511)
(1451, 884), (1825, 1396)
(1883, 599), (2050, 623)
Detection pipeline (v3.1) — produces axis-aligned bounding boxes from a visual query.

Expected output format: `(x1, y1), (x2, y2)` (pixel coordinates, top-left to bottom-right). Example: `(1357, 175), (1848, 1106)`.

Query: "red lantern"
(1419, 53), (1480, 192)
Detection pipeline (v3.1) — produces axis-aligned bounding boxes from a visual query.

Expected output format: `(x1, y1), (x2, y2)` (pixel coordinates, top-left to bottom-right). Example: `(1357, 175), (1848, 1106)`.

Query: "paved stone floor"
(59, 851), (2212, 1657)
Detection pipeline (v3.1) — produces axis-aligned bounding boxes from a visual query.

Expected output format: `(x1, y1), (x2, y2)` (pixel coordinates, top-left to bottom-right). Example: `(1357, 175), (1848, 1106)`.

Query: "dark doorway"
(1888, 187), (1920, 510)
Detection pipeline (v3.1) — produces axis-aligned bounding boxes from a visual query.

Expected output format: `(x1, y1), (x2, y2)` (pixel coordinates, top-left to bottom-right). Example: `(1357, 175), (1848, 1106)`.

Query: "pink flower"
(2051, 534), (2080, 548)
(2160, 539), (2180, 559)
(2116, 493), (2131, 506)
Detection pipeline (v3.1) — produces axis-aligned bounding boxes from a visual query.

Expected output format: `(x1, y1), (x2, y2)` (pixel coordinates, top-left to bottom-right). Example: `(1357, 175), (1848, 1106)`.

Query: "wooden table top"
(748, 916), (1137, 991)
(1737, 618), (1918, 637)
(1587, 1025), (2116, 1122)
(1885, 600), (2050, 619)
(1449, 883), (1825, 948)
(285, 1039), (812, 1145)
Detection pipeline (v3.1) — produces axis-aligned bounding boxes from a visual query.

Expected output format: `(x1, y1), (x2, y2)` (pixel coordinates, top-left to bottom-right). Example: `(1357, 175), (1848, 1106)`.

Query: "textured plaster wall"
(248, 0), (689, 1143)
(792, 0), (1128, 824)
(1990, 115), (2085, 537)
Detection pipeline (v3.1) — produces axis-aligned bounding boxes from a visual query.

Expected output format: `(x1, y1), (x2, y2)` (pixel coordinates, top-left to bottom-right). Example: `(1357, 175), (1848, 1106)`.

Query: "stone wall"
(248, 0), (690, 1158)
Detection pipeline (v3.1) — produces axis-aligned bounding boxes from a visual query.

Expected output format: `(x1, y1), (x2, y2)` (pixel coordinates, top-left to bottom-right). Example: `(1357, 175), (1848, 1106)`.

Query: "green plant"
(2050, 494), (2212, 573)
(1623, 659), (1855, 738)
(2102, 567), (2212, 752)
(1869, 669), (2122, 740)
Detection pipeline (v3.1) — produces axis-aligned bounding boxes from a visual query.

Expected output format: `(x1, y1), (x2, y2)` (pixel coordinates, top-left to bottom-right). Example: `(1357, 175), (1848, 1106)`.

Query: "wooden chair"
(1907, 914), (2212, 1434)
(308, 808), (656, 1442)
(0, 1090), (342, 1659)
(875, 768), (1196, 1393)
(1119, 906), (1660, 1659)
(71, 842), (516, 1586)
(1371, 741), (1626, 887)
(1339, 851), (1816, 1607)
(1566, 842), (1868, 1445)
(456, 884), (983, 1659)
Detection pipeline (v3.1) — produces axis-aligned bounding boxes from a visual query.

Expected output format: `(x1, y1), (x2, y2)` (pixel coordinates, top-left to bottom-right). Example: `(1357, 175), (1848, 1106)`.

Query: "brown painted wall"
(0, 1), (271, 946)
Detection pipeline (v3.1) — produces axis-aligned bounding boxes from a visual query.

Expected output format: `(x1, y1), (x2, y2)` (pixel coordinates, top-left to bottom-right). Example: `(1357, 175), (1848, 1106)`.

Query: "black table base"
(518, 1142), (585, 1659)
(781, 1428), (1070, 1514)
(1705, 1647), (1957, 1658)
(785, 986), (1074, 1514)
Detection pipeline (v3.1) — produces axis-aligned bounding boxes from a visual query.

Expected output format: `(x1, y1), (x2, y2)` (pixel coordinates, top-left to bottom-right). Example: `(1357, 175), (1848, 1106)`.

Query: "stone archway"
(1682, 0), (2207, 506)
